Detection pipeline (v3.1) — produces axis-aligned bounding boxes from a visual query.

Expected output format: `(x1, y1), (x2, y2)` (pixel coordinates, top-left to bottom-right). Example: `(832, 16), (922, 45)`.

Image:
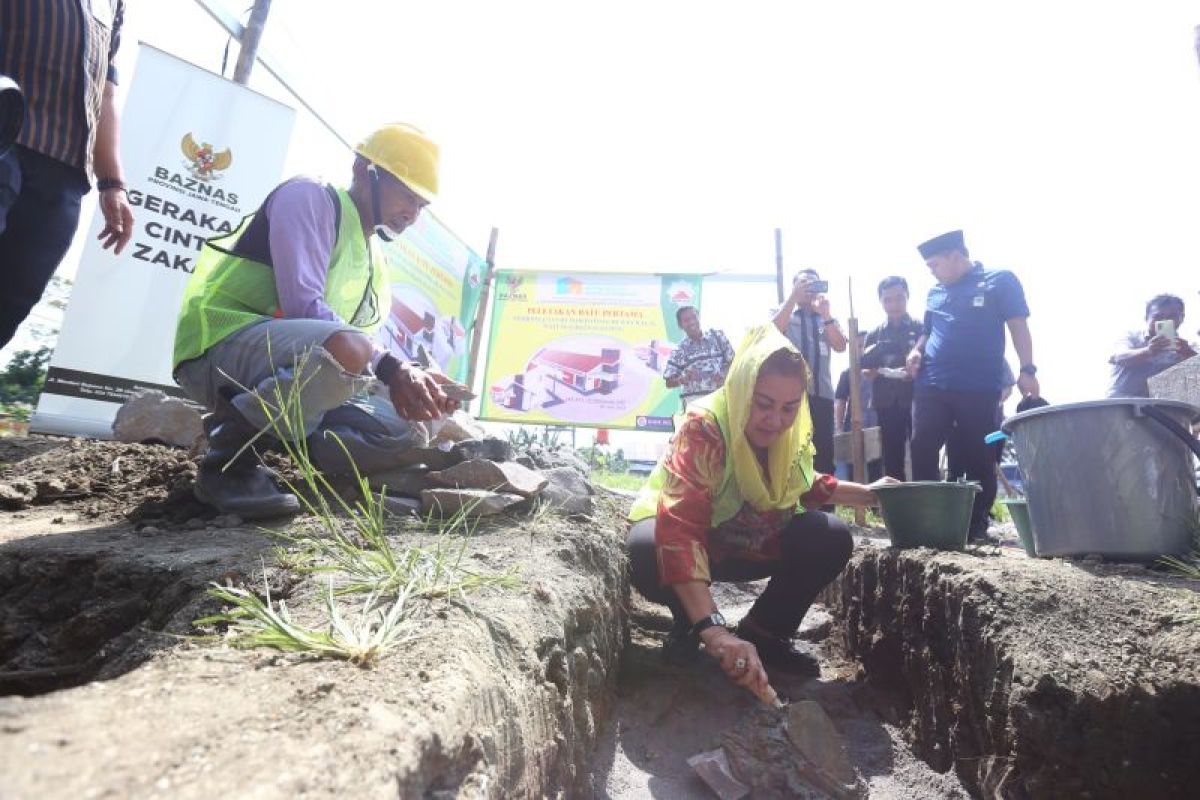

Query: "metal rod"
(774, 228), (785, 304)
(847, 276), (865, 524)
(466, 227), (500, 394)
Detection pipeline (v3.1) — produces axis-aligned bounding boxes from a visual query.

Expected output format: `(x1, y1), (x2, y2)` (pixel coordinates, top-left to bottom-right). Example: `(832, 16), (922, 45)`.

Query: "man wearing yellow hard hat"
(172, 123), (465, 519)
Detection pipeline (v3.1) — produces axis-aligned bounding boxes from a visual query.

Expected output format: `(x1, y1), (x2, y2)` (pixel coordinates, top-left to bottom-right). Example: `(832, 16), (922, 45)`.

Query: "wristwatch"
(688, 611), (728, 638)
(97, 177), (126, 193)
(1019, 364), (1038, 376)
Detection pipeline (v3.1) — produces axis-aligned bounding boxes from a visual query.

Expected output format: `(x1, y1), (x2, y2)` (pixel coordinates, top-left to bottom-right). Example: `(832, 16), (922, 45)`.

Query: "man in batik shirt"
(662, 305), (735, 408)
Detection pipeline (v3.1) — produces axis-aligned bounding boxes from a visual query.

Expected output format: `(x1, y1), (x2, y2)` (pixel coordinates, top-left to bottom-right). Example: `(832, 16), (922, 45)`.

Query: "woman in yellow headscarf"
(628, 324), (893, 697)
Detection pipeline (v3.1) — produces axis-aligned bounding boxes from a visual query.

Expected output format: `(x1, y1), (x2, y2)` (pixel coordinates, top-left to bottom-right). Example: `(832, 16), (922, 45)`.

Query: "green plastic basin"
(873, 481), (980, 551)
(1001, 498), (1038, 557)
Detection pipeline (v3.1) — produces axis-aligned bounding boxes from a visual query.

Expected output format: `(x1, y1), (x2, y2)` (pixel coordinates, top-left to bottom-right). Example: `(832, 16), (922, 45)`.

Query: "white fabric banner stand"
(32, 45), (295, 438)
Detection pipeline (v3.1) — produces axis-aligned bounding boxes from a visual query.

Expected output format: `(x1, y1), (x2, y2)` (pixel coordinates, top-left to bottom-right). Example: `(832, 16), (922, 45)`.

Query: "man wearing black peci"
(906, 230), (1040, 542)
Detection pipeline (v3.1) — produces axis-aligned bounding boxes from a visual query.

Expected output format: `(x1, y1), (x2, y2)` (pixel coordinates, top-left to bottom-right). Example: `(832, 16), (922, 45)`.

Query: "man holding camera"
(905, 230), (1039, 542)
(773, 268), (847, 477)
(1107, 294), (1195, 398)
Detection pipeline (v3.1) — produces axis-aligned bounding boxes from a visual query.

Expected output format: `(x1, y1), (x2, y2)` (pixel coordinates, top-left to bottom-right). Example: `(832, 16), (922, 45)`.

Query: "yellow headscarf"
(691, 323), (816, 513)
(628, 323), (817, 525)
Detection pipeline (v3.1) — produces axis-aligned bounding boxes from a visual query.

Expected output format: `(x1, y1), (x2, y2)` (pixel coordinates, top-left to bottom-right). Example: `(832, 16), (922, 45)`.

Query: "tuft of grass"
(589, 470), (644, 492)
(197, 345), (521, 664)
(197, 572), (416, 666)
(280, 517), (521, 600)
(1159, 514), (1200, 580)
(836, 505), (886, 529)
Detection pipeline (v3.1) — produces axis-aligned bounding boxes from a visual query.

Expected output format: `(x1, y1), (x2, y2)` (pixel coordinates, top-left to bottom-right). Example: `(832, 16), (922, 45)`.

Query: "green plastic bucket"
(873, 481), (980, 551)
(1001, 498), (1038, 557)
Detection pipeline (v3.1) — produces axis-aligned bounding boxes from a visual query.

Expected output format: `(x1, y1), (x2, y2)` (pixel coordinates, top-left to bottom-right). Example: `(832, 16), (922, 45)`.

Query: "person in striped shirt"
(0, 0), (134, 348)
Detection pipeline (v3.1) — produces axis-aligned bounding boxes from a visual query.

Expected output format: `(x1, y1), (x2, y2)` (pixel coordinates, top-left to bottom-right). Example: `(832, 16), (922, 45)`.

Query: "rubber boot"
(194, 416), (301, 520)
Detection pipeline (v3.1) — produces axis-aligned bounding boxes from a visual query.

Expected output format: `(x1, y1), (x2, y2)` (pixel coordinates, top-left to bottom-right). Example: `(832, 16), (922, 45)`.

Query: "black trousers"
(0, 146), (87, 349)
(809, 395), (835, 478)
(910, 384), (1000, 537)
(876, 403), (912, 481)
(626, 511), (853, 638)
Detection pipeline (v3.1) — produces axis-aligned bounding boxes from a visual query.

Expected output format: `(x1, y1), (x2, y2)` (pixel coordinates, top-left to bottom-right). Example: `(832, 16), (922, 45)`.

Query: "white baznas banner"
(31, 45), (295, 437)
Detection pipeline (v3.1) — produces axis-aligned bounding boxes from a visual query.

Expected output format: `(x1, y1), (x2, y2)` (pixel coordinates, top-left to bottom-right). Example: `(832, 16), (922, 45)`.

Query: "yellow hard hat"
(354, 123), (439, 201)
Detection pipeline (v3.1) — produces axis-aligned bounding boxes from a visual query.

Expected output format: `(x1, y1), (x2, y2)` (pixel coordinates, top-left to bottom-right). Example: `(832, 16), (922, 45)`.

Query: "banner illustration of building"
(375, 213), (487, 383)
(479, 271), (702, 431)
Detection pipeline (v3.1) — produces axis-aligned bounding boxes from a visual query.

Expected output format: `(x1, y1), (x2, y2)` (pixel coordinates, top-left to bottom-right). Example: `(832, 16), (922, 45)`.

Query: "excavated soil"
(824, 546), (1200, 799)
(0, 437), (219, 526)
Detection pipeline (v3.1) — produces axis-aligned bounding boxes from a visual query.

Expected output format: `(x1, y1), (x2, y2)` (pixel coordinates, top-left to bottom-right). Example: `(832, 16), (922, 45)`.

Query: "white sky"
(8, 0), (1200, 453)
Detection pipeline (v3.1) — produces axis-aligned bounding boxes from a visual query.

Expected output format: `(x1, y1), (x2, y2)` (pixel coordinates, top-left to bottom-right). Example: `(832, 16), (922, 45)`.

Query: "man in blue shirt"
(905, 230), (1040, 541)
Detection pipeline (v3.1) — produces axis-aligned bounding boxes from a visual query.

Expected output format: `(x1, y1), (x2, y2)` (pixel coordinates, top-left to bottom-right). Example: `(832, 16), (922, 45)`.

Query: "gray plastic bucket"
(1002, 398), (1200, 559)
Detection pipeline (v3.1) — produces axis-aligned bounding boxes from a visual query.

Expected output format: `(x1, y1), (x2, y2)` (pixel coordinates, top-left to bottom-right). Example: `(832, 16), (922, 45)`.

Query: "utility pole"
(233, 0), (273, 85)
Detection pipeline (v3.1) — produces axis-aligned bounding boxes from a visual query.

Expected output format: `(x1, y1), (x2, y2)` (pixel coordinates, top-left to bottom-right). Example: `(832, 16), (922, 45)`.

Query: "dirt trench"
(0, 438), (632, 798)
(823, 546), (1200, 799)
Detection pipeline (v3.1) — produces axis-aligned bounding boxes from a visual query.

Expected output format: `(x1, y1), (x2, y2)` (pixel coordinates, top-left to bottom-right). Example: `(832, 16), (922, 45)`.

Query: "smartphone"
(806, 280), (829, 294)
(1155, 319), (1177, 339)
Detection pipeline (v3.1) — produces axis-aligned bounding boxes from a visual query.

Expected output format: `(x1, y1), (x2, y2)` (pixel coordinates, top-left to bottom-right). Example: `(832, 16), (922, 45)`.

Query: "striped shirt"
(0, 0), (125, 178)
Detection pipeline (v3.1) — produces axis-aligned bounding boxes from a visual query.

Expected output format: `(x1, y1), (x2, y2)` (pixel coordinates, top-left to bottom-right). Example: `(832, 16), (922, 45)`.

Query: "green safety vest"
(173, 186), (389, 369)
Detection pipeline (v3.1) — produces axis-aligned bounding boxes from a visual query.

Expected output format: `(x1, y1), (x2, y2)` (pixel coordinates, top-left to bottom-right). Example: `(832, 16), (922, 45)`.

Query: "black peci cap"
(917, 229), (965, 259)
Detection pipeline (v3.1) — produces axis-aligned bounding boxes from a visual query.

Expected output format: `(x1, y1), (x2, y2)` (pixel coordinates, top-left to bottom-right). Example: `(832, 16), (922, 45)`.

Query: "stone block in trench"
(517, 444), (591, 476)
(421, 487), (524, 517)
(366, 466), (436, 498)
(785, 701), (860, 797)
(111, 389), (204, 449)
(539, 466), (595, 515)
(452, 437), (515, 464)
(427, 459), (548, 498)
(0, 479), (35, 510)
(686, 748), (749, 800)
(429, 410), (487, 446)
(371, 444), (461, 472)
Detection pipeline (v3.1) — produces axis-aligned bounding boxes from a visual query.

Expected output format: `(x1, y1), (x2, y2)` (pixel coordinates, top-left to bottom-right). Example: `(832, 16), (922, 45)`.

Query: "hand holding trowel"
(707, 630), (784, 709)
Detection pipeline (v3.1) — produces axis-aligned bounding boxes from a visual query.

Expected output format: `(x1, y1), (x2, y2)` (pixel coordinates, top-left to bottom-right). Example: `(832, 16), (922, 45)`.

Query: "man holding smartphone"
(1107, 294), (1196, 397)
(773, 268), (847, 477)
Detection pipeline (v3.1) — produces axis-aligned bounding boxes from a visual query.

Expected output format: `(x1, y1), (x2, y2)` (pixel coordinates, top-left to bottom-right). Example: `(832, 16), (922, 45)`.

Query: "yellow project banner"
(480, 271), (702, 431)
